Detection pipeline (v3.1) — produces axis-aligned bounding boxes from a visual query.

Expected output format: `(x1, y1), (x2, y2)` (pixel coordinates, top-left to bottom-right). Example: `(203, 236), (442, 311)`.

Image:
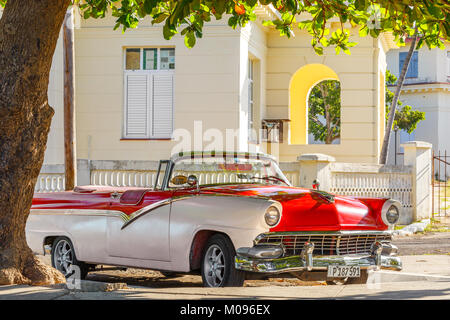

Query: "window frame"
(124, 47), (175, 72)
(123, 47), (175, 140)
(399, 51), (419, 79)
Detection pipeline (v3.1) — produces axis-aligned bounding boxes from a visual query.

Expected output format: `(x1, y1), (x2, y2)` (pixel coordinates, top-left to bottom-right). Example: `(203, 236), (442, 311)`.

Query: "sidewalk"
(399, 255), (450, 276)
(0, 255), (448, 300)
(0, 280), (449, 300)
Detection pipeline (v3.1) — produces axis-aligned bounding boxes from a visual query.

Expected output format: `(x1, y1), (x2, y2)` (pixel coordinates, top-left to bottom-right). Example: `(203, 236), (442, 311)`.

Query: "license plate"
(327, 265), (360, 278)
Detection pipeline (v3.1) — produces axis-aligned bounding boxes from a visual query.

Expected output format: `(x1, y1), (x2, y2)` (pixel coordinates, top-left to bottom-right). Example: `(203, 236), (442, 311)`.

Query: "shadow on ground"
(85, 267), (324, 289)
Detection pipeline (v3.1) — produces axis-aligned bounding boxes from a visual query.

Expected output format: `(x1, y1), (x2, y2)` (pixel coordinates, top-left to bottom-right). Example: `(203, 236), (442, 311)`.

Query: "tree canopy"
(2, 1), (447, 53)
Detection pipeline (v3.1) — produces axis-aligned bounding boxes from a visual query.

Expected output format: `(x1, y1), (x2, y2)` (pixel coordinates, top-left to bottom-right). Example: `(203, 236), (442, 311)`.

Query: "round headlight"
(265, 206), (280, 226)
(386, 205), (399, 224)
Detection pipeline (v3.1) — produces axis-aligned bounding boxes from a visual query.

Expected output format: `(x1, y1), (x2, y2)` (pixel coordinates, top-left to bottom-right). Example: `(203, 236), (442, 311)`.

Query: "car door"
(105, 190), (172, 262)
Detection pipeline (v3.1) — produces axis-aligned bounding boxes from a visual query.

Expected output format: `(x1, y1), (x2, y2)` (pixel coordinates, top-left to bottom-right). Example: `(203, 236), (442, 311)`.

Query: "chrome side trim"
(121, 198), (174, 230)
(30, 209), (130, 222)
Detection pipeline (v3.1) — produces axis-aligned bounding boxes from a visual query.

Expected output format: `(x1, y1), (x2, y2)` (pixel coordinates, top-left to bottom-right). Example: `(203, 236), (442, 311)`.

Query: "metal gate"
(432, 150), (449, 217)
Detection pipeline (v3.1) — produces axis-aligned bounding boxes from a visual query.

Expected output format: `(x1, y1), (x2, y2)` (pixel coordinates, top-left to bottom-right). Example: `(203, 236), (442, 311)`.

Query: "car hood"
(201, 184), (385, 231)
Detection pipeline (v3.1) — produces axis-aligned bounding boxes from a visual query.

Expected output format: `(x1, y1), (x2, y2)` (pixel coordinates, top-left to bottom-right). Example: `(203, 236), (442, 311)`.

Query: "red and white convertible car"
(26, 151), (402, 287)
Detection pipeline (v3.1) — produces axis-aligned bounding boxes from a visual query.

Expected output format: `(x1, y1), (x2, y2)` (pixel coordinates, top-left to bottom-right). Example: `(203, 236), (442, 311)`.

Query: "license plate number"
(327, 265), (360, 278)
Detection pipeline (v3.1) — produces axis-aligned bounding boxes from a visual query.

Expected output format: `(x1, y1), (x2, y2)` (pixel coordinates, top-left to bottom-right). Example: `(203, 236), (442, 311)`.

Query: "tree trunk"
(379, 28), (419, 164)
(318, 83), (333, 144)
(0, 0), (70, 285)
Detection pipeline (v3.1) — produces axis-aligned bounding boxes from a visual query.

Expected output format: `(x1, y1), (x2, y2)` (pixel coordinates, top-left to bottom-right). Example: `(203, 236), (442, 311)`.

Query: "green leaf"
(144, 0), (158, 14)
(355, 0), (366, 11)
(185, 31), (196, 48)
(152, 13), (169, 25)
(262, 20), (275, 27)
(228, 15), (238, 29)
(163, 20), (177, 40)
(83, 10), (91, 20)
(359, 26), (369, 37)
(313, 46), (324, 55)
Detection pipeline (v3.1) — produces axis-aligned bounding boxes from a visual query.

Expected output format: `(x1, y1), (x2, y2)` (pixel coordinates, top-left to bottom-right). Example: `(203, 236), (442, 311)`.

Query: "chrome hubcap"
(204, 245), (225, 287)
(54, 240), (73, 277)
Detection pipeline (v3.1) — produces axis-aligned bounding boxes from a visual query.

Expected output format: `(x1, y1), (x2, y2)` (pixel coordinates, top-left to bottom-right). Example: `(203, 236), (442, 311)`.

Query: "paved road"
(393, 232), (450, 255)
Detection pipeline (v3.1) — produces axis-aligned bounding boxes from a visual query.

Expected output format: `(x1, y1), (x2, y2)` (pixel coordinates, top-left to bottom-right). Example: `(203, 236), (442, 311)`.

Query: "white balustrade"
(329, 170), (413, 219)
(34, 174), (65, 192)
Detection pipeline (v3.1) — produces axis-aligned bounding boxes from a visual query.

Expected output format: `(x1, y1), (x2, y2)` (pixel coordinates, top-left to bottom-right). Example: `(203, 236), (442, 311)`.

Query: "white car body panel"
(106, 205), (170, 262)
(26, 195), (276, 272)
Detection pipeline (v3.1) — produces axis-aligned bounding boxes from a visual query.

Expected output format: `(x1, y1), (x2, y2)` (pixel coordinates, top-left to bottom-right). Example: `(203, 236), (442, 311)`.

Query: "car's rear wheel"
(201, 234), (245, 287)
(51, 237), (89, 280)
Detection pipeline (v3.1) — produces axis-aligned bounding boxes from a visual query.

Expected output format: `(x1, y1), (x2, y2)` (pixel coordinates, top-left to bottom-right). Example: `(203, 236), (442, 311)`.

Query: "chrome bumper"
(235, 242), (402, 273)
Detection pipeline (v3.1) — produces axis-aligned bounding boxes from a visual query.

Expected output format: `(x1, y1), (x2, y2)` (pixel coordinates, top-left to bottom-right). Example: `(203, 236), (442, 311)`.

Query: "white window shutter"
(152, 73), (173, 138)
(125, 74), (151, 138)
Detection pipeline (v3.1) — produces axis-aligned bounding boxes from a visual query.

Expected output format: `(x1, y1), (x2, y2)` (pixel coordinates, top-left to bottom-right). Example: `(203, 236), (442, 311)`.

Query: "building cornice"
(388, 82), (450, 94)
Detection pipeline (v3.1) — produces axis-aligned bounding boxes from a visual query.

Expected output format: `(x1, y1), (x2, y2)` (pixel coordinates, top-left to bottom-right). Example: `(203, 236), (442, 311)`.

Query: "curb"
(370, 270), (450, 283)
(60, 280), (128, 292)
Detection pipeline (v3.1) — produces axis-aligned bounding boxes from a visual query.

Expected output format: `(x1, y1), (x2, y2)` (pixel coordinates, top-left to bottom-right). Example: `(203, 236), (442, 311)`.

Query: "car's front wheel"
(51, 237), (89, 280)
(201, 234), (245, 287)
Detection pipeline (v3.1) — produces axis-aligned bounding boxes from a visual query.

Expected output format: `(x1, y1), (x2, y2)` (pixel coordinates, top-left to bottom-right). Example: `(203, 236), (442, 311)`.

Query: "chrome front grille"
(255, 232), (392, 256)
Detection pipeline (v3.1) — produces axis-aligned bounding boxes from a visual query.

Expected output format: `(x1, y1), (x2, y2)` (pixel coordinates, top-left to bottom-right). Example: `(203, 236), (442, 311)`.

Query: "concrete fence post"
(297, 154), (335, 192)
(77, 159), (91, 186)
(401, 141), (432, 222)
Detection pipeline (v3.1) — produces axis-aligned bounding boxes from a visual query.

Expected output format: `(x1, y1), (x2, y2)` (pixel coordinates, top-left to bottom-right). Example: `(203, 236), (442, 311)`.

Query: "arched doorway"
(289, 64), (339, 144)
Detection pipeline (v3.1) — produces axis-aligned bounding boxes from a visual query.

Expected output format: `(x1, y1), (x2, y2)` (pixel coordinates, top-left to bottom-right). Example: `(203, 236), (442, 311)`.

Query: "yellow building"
(41, 6), (396, 166)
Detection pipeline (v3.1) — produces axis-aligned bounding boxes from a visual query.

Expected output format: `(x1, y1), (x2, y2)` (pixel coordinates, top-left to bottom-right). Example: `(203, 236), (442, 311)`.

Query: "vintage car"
(26, 151), (402, 287)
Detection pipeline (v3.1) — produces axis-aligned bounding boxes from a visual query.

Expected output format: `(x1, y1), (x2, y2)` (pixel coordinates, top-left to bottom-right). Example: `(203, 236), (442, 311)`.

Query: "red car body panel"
(200, 185), (389, 231)
(32, 188), (172, 216)
(32, 184), (389, 231)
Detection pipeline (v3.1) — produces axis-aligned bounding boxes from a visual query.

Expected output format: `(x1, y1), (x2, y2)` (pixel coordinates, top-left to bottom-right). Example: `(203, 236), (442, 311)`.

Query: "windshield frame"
(161, 151), (291, 190)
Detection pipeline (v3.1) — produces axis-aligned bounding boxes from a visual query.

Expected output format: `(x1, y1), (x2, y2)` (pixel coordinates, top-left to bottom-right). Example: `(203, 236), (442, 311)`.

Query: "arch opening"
(289, 64), (339, 144)
(308, 79), (341, 144)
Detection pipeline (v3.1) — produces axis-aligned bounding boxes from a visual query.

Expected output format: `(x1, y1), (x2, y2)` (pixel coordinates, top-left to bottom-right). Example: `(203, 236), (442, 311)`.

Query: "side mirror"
(312, 179), (320, 190)
(171, 175), (188, 186)
(187, 175), (198, 187)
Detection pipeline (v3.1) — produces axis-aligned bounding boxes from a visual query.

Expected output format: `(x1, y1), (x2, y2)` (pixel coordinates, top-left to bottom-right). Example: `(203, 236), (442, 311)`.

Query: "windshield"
(169, 154), (291, 188)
